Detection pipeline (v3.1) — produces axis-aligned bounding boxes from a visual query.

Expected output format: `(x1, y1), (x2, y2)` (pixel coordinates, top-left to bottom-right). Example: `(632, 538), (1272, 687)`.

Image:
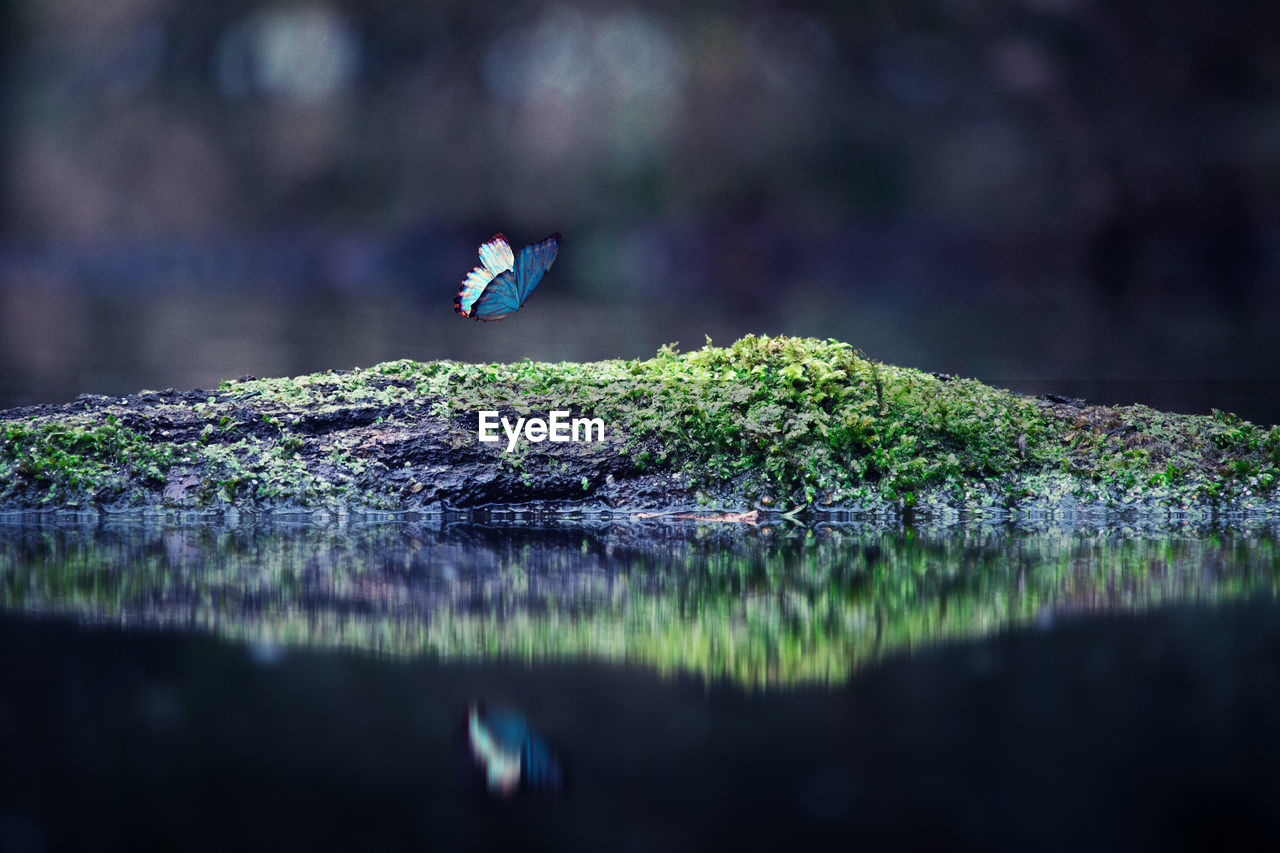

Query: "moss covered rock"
(2, 335), (1278, 516)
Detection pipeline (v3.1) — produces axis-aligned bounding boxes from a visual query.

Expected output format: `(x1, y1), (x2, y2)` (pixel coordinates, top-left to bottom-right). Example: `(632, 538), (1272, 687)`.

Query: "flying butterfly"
(454, 232), (560, 321)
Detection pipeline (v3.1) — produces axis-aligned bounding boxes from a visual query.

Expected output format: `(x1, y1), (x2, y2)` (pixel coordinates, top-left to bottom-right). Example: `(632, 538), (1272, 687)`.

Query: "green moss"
(0, 418), (175, 506)
(310, 335), (1052, 504)
(4, 335), (1278, 511)
(273, 334), (1273, 509)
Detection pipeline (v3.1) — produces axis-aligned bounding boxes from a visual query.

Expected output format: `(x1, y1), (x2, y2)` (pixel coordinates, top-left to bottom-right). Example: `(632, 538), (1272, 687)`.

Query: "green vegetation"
(0, 418), (174, 507)
(404, 334), (1280, 508)
(2, 335), (1278, 512)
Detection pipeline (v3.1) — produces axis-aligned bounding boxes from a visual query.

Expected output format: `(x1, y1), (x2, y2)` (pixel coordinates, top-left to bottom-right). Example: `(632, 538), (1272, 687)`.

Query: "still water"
(2, 516), (1279, 850)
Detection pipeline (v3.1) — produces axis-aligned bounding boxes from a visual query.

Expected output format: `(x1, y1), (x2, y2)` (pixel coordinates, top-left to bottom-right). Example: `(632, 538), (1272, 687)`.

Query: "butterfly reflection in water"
(467, 703), (564, 797)
(454, 232), (560, 321)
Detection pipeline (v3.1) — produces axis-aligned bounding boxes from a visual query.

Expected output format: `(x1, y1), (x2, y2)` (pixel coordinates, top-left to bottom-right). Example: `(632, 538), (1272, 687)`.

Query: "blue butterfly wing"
(511, 233), (560, 305)
(468, 269), (522, 321)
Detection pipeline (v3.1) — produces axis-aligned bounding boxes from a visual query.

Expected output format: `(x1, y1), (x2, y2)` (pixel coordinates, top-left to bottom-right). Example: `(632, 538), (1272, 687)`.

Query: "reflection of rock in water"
(467, 704), (563, 797)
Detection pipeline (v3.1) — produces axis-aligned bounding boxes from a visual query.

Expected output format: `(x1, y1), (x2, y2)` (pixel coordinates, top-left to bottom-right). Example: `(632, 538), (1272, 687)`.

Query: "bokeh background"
(1, 0), (1278, 421)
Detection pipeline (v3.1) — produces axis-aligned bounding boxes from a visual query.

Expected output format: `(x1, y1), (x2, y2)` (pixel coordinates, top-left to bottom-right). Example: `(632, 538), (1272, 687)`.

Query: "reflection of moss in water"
(2, 523), (1278, 685)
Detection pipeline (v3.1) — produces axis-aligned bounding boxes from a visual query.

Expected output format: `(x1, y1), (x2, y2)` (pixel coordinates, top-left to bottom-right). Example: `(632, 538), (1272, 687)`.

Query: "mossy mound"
(2, 335), (1278, 515)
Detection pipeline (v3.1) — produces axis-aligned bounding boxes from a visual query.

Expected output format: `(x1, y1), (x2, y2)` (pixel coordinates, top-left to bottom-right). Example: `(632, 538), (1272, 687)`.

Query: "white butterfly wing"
(478, 234), (514, 276)
(454, 267), (495, 316)
(455, 234), (515, 317)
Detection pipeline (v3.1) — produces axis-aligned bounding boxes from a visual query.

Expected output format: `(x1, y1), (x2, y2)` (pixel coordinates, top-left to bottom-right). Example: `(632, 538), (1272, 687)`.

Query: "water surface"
(1, 516), (1278, 849)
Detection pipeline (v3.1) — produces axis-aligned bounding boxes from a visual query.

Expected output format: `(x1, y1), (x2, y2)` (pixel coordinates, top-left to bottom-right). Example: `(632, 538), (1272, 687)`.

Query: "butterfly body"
(455, 233), (560, 321)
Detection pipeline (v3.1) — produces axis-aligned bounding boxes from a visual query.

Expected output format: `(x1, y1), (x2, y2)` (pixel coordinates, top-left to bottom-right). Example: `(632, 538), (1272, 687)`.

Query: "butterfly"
(454, 232), (560, 321)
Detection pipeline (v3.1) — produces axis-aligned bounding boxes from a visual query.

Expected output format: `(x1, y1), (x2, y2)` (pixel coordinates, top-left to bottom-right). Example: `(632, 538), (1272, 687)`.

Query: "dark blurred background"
(1, 1), (1277, 421)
